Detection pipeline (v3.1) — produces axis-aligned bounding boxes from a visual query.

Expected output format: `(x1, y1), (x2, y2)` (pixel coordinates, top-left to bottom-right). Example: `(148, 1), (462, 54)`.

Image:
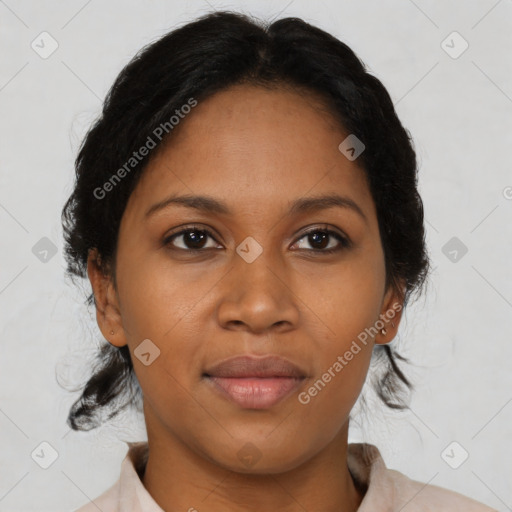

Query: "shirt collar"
(116, 441), (390, 511)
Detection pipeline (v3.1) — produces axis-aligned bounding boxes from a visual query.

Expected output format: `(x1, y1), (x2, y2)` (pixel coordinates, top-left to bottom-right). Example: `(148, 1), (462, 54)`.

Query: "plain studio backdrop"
(0, 0), (511, 510)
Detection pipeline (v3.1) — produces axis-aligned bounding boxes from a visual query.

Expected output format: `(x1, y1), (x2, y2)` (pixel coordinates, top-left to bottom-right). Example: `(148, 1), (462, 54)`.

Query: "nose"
(216, 250), (300, 334)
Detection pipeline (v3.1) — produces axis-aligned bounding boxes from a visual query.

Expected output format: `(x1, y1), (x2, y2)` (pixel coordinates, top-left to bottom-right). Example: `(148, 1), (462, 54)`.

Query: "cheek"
(115, 247), (224, 384)
(298, 336), (373, 438)
(306, 258), (385, 343)
(291, 343), (373, 456)
(298, 255), (382, 407)
(116, 244), (212, 340)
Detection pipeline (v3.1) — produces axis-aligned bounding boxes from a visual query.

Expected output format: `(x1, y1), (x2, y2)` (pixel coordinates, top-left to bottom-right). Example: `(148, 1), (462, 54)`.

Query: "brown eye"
(164, 227), (220, 251)
(293, 228), (351, 253)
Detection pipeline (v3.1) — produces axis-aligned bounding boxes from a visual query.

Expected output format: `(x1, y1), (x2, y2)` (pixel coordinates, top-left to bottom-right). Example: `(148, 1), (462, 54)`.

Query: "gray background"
(0, 0), (511, 510)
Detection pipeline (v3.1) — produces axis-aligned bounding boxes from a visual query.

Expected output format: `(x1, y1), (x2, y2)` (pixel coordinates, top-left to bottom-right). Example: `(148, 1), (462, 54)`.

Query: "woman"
(62, 10), (497, 511)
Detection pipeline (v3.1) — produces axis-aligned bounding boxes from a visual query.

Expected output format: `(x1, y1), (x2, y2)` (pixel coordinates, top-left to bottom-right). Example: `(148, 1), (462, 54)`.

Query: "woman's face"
(91, 83), (403, 472)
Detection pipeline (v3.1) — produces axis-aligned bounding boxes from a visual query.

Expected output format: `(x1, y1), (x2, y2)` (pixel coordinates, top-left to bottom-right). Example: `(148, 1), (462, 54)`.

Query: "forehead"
(126, 83), (375, 222)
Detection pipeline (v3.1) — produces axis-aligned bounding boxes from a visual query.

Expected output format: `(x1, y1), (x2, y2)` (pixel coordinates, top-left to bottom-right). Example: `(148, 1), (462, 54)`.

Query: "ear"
(87, 248), (128, 348)
(374, 279), (405, 345)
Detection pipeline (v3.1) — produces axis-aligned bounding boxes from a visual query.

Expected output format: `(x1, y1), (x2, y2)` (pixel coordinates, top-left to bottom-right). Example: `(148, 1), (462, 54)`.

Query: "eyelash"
(163, 225), (351, 255)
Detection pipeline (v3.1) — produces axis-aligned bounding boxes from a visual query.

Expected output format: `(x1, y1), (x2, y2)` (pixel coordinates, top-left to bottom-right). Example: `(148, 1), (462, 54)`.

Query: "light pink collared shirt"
(75, 442), (497, 511)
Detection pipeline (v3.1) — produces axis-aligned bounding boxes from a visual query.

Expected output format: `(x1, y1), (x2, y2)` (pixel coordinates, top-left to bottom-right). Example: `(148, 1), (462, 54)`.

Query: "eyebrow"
(144, 193), (367, 223)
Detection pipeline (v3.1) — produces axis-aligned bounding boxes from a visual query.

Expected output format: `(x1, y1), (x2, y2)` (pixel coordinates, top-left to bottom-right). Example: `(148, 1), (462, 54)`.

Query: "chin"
(207, 441), (314, 475)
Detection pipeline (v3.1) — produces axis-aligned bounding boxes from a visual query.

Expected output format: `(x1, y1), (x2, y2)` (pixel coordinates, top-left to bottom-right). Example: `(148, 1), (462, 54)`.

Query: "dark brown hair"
(61, 10), (431, 431)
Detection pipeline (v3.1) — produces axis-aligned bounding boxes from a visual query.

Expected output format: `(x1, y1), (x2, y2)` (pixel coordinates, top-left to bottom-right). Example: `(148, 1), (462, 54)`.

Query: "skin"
(88, 83), (405, 512)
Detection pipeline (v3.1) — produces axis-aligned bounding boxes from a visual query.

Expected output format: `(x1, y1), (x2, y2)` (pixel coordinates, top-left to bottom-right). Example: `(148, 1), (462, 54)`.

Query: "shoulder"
(384, 467), (498, 511)
(347, 443), (497, 512)
(73, 481), (119, 512)
(73, 441), (155, 512)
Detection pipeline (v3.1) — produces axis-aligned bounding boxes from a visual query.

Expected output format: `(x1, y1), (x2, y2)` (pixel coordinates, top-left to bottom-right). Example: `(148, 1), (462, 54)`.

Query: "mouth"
(203, 355), (307, 409)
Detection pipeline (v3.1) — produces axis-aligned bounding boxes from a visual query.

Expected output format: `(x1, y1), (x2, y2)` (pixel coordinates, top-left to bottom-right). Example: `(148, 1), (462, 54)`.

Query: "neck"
(141, 414), (365, 512)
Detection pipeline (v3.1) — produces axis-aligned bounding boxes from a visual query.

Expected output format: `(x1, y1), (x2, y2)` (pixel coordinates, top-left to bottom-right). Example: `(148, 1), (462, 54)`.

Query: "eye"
(163, 225), (351, 254)
(163, 226), (221, 251)
(292, 227), (351, 254)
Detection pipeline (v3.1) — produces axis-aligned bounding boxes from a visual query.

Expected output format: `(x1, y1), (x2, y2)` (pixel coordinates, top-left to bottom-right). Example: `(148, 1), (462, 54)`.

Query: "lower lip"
(205, 376), (304, 409)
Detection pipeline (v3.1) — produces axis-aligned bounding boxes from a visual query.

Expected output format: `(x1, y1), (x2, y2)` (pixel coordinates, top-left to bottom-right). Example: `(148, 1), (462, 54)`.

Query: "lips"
(203, 355), (307, 409)
(204, 355), (306, 379)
